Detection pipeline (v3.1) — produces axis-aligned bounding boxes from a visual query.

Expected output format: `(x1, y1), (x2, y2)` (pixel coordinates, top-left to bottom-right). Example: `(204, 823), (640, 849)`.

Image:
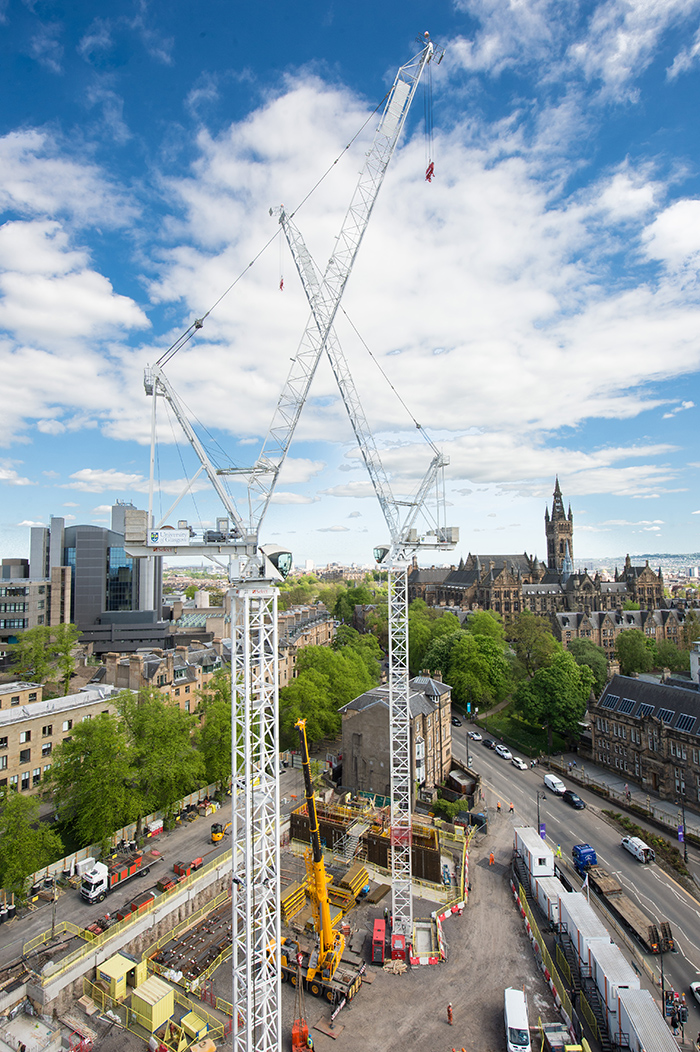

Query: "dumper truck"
(571, 844), (672, 954)
(80, 849), (161, 904)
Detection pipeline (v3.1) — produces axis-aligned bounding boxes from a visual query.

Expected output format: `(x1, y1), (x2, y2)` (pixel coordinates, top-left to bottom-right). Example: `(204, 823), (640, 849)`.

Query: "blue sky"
(1, 0), (700, 570)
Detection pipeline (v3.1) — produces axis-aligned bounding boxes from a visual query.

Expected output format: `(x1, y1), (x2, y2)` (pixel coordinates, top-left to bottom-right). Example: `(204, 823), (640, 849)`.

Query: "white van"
(620, 835), (655, 863)
(504, 987), (531, 1052)
(544, 773), (566, 795)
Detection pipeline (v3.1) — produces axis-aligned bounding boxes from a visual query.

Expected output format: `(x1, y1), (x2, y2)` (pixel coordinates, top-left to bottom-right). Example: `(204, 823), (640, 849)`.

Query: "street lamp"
(536, 791), (546, 839)
(676, 790), (688, 864)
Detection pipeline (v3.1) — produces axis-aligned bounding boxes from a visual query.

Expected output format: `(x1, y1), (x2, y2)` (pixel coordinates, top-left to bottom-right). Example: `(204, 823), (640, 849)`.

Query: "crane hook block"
(194, 318), (204, 329)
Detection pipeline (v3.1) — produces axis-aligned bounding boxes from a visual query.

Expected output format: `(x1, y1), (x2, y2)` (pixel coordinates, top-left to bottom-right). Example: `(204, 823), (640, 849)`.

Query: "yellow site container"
(98, 953), (147, 1001)
(181, 1010), (208, 1040)
(131, 974), (174, 1033)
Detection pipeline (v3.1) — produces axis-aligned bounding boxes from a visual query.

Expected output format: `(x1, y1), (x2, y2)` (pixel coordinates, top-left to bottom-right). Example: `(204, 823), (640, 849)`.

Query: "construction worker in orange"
(447, 1003), (453, 1025)
(497, 801), (501, 814)
(489, 851), (495, 865)
(509, 802), (514, 813)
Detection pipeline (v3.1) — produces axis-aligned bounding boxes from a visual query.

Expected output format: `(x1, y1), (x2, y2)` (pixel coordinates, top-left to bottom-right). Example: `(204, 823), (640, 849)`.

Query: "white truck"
(80, 849), (161, 904)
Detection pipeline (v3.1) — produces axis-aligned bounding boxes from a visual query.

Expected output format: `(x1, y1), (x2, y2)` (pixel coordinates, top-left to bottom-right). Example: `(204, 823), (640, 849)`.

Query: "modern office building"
(29, 503), (168, 655)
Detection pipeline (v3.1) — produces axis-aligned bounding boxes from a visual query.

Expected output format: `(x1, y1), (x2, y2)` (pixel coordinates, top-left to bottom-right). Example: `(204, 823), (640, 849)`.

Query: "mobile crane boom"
(295, 718), (344, 981)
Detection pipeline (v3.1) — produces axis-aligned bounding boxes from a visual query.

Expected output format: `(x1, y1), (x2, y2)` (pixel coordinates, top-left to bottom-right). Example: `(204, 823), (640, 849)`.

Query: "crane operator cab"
(259, 544), (293, 580)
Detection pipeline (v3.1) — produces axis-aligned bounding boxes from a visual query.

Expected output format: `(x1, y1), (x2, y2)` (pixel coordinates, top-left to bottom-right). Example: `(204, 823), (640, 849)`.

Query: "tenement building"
(408, 478), (665, 618)
(339, 675), (452, 806)
(590, 666), (700, 804)
(554, 607), (688, 661)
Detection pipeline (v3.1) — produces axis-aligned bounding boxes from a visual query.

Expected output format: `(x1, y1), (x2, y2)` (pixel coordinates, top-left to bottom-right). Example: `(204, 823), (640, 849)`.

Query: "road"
(0, 763), (308, 971)
(452, 716), (700, 1038)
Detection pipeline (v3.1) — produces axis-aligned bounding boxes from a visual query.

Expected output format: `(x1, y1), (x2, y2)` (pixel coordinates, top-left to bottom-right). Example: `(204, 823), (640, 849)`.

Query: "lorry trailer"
(80, 849), (161, 904)
(571, 844), (672, 954)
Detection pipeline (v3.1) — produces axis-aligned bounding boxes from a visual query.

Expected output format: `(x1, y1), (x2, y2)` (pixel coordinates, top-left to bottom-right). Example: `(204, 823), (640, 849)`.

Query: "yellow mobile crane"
(279, 719), (363, 1005)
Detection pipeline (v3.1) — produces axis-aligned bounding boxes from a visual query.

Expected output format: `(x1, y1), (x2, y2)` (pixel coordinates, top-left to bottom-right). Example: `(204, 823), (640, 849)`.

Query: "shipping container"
(514, 827), (554, 880)
(589, 939), (640, 1033)
(557, 892), (610, 972)
(531, 876), (563, 925)
(617, 987), (680, 1052)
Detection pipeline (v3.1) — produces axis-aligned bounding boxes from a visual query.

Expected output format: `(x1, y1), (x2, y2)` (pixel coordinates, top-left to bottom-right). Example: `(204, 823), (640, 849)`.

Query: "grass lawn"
(477, 704), (566, 757)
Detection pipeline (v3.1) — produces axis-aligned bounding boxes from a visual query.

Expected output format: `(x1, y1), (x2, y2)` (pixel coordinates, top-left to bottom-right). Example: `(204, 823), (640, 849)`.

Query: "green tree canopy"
(117, 690), (205, 818)
(446, 634), (513, 710)
(508, 611), (560, 676)
(0, 789), (64, 900)
(195, 670), (233, 788)
(332, 583), (376, 623)
(332, 625), (382, 681)
(514, 650), (594, 738)
(681, 609), (700, 650)
(655, 639), (690, 674)
(567, 638), (608, 694)
(49, 712), (140, 847)
(466, 609), (505, 642)
(615, 629), (654, 676)
(623, 600), (641, 610)
(11, 623), (81, 692)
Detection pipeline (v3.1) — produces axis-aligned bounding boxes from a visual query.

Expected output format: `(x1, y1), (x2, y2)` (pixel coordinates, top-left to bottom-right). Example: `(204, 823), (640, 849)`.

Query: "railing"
(141, 886), (230, 964)
(578, 989), (600, 1043)
(26, 852), (232, 985)
(516, 884), (573, 1023)
(82, 977), (225, 1047)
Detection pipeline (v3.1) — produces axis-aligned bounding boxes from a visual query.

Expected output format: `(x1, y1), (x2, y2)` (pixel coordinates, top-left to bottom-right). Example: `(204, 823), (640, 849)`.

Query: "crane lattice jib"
(249, 41), (434, 533)
(280, 212), (401, 540)
(145, 365), (246, 535)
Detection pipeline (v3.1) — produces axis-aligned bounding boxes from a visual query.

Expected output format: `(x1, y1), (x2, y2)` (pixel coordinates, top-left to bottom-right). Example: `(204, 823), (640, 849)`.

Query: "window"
(19, 749), (31, 764)
(10, 775), (18, 789)
(185, 685), (190, 694)
(62, 720), (72, 731)
(42, 724), (52, 737)
(11, 696), (20, 706)
(19, 730), (31, 743)
(42, 743), (52, 758)
(0, 736), (7, 749)
(82, 714), (91, 722)
(21, 772), (29, 791)
(38, 600), (44, 610)
(32, 768), (41, 786)
(43, 763), (51, 775)
(174, 688), (180, 697)
(37, 615), (44, 624)
(0, 756), (6, 770)
(28, 692), (37, 702)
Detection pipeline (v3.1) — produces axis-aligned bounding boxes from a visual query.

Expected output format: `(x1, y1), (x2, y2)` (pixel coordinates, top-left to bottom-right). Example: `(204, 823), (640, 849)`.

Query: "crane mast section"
(250, 42), (433, 531)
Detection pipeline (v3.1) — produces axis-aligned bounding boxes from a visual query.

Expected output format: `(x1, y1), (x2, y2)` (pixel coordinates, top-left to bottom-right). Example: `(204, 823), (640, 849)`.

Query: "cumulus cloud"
(62, 468), (211, 495)
(0, 462), (33, 486)
(662, 400), (695, 418)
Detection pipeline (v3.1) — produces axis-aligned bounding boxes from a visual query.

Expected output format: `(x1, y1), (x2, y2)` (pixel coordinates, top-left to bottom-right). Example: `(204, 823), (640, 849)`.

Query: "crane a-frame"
(129, 36), (438, 1052)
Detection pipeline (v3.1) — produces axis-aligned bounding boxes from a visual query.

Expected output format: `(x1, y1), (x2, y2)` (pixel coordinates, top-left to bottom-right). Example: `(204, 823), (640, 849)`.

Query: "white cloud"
(667, 25), (700, 78)
(317, 525), (350, 532)
(18, 519), (45, 526)
(62, 502), (79, 507)
(642, 199), (700, 270)
(662, 400), (695, 418)
(270, 492), (319, 505)
(29, 22), (63, 74)
(0, 462), (33, 486)
(63, 468), (211, 495)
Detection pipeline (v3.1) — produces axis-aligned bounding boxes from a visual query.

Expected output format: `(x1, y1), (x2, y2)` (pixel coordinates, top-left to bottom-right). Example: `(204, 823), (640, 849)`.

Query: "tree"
(11, 625), (53, 683)
(508, 611), (560, 676)
(332, 626), (382, 681)
(0, 789), (64, 900)
(466, 610), (505, 642)
(11, 622), (81, 693)
(655, 639), (690, 674)
(196, 671), (233, 788)
(567, 638), (608, 694)
(332, 583), (375, 623)
(446, 634), (513, 710)
(49, 712), (140, 847)
(117, 691), (205, 818)
(615, 630), (654, 676)
(623, 600), (641, 610)
(184, 585), (197, 599)
(514, 651), (594, 740)
(681, 609), (700, 650)
(51, 622), (81, 695)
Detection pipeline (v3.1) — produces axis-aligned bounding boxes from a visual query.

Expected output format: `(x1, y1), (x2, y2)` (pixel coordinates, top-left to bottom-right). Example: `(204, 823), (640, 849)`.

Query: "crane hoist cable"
(424, 59), (435, 182)
(155, 94), (389, 370)
(338, 303), (441, 459)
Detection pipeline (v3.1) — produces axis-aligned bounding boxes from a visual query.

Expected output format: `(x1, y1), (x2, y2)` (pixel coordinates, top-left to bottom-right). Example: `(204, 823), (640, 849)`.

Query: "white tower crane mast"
(133, 36), (438, 1052)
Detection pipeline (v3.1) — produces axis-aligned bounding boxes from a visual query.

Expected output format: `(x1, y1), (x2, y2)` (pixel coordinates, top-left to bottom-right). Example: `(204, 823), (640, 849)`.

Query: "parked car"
(562, 789), (586, 809)
(469, 731), (483, 741)
(511, 757), (528, 770)
(482, 738), (496, 749)
(494, 744), (512, 760)
(451, 716), (462, 726)
(691, 981), (700, 1007)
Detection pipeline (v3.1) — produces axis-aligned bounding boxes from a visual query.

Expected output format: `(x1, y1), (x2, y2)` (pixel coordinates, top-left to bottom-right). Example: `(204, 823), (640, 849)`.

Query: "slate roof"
(597, 674), (700, 734)
(339, 676), (452, 719)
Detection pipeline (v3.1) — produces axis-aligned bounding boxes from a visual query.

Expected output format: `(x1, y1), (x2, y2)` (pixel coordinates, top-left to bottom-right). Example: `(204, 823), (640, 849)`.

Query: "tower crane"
(277, 201), (457, 940)
(128, 35), (437, 1052)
